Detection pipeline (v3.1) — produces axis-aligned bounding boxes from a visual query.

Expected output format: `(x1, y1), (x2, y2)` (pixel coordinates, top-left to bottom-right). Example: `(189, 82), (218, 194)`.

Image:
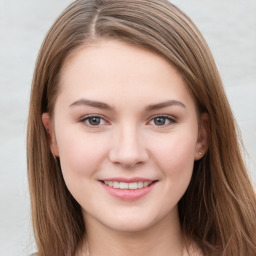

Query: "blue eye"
(81, 116), (106, 127)
(149, 115), (175, 126)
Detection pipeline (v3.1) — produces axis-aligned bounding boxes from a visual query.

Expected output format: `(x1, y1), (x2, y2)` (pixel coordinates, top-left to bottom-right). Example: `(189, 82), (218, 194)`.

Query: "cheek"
(154, 133), (197, 207)
(55, 126), (108, 179)
(152, 131), (197, 178)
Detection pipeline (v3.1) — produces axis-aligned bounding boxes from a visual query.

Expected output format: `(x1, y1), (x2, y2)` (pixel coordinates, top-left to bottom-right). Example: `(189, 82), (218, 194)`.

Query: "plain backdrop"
(0, 0), (255, 255)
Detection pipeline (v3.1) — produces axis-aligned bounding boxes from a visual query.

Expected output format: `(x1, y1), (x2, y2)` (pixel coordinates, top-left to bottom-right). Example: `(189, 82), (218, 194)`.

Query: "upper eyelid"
(148, 114), (176, 122)
(78, 114), (177, 124)
(80, 114), (107, 121)
(146, 115), (177, 128)
(79, 114), (110, 126)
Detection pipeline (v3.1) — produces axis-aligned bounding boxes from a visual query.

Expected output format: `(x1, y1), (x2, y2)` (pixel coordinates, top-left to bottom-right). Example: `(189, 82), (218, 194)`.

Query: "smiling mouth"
(100, 180), (157, 190)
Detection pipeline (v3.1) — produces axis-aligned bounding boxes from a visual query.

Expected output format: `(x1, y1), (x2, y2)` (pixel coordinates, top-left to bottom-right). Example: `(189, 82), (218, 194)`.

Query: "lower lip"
(100, 182), (157, 201)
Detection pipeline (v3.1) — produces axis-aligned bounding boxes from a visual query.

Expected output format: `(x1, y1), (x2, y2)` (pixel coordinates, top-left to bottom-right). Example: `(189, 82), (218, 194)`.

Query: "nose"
(109, 125), (149, 168)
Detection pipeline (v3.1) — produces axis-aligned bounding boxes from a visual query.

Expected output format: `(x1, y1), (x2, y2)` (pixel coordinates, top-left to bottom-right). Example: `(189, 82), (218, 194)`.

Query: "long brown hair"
(27, 0), (256, 255)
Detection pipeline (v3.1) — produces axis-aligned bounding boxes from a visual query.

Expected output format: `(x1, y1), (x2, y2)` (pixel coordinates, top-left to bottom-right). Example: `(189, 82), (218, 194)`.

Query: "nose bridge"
(109, 122), (148, 167)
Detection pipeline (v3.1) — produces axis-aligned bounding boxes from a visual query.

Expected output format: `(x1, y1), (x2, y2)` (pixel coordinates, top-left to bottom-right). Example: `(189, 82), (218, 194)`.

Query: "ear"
(42, 113), (59, 157)
(194, 113), (209, 160)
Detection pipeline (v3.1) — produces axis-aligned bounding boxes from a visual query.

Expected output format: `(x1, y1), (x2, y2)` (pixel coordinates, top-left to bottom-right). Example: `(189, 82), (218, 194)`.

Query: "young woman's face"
(43, 40), (207, 233)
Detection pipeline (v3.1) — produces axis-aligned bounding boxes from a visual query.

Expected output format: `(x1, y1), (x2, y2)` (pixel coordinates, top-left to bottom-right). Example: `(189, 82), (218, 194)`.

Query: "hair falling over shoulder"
(27, 0), (256, 255)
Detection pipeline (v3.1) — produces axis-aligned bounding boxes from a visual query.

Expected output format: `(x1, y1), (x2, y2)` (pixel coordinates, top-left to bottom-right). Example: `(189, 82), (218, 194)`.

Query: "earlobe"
(42, 113), (59, 157)
(194, 113), (209, 160)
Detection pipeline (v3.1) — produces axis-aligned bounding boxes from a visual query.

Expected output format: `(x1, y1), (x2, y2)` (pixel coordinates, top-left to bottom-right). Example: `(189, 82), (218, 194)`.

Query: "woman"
(27, 0), (256, 255)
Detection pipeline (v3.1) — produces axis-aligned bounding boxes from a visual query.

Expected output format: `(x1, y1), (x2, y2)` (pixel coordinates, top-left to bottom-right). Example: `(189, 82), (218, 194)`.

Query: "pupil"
(89, 117), (100, 125)
(155, 117), (165, 126)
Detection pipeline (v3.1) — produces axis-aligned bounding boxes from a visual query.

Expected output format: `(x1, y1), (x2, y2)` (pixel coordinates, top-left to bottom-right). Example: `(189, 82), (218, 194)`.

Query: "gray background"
(0, 0), (255, 255)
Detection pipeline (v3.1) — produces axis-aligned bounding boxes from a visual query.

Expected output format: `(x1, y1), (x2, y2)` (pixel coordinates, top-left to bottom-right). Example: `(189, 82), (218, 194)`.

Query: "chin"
(102, 212), (161, 233)
(109, 220), (154, 233)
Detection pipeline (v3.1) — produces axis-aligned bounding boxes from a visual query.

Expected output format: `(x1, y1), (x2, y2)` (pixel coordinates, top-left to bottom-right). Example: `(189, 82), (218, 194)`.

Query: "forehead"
(57, 40), (195, 110)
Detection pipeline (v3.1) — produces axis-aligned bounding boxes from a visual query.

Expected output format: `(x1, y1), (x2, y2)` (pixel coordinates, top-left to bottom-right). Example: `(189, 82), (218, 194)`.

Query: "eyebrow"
(145, 100), (186, 111)
(69, 99), (112, 110)
(69, 98), (186, 111)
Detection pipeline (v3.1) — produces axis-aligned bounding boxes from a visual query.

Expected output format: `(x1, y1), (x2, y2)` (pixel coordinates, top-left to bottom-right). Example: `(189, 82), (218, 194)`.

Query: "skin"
(43, 40), (208, 256)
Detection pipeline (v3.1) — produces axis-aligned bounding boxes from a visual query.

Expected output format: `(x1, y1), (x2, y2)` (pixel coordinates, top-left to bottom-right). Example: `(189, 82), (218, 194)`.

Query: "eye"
(148, 115), (176, 126)
(81, 115), (107, 127)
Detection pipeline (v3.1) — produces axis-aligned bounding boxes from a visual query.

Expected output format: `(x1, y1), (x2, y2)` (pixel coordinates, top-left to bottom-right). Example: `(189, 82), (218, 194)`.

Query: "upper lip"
(100, 177), (157, 183)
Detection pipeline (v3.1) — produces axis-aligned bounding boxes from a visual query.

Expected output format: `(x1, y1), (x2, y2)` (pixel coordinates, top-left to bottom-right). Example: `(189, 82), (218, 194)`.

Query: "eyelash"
(147, 115), (176, 127)
(79, 114), (176, 128)
(80, 115), (108, 127)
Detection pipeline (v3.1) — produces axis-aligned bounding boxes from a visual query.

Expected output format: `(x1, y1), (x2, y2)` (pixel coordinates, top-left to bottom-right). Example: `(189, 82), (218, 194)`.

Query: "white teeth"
(103, 181), (153, 189)
(128, 182), (137, 190)
(113, 181), (120, 189)
(120, 182), (128, 189)
(137, 182), (143, 189)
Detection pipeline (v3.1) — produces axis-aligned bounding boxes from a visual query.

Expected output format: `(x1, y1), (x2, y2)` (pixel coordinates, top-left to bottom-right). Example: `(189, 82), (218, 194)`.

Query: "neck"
(79, 208), (187, 256)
